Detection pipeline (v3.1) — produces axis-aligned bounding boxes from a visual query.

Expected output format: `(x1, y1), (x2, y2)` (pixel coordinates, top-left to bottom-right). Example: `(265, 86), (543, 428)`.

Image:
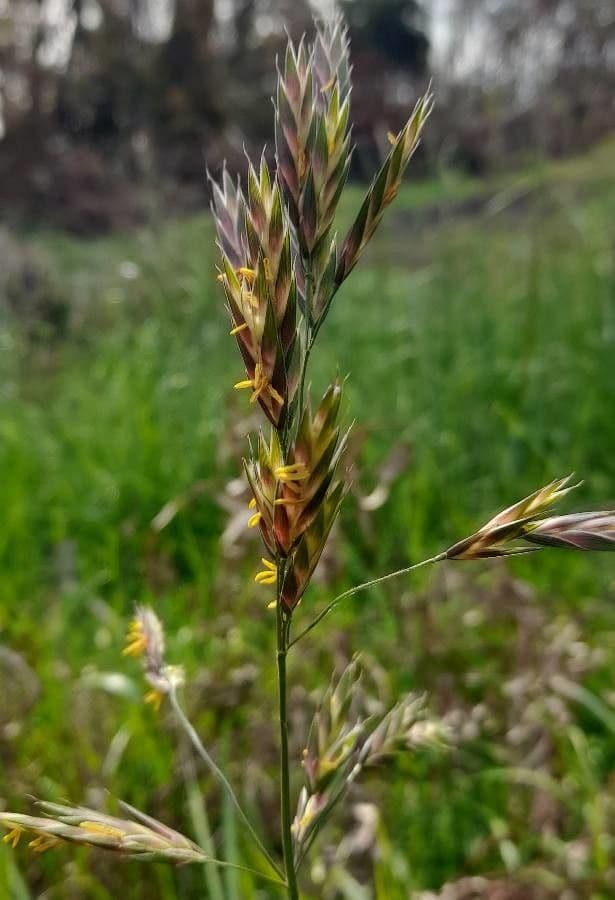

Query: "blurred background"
(0, 0), (614, 897)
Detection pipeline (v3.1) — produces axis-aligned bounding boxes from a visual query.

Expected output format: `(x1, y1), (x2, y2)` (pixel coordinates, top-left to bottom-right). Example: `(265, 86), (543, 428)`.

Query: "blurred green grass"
(0, 140), (614, 898)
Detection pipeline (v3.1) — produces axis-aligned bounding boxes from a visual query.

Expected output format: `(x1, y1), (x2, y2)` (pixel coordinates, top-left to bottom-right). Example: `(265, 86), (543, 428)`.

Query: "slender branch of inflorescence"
(288, 553), (447, 648)
(168, 687), (286, 883)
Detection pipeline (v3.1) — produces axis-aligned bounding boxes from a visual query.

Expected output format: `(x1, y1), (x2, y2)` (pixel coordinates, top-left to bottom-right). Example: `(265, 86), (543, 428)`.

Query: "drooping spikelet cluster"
(293, 659), (445, 854)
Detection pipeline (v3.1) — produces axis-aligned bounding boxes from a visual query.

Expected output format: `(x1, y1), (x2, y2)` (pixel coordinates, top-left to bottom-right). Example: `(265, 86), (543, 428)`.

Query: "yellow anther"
(274, 496), (303, 506)
(230, 321), (249, 336)
(255, 558), (277, 585)
(274, 463), (309, 483)
(248, 497), (257, 509)
(267, 599), (277, 609)
(263, 257), (272, 281)
(237, 267), (256, 282)
(234, 364), (284, 408)
(255, 571), (277, 585)
(3, 827), (24, 849)
(248, 512), (262, 528)
(123, 620), (146, 658)
(29, 835), (62, 853)
(79, 821), (125, 839)
(216, 272), (226, 282)
(144, 689), (164, 712)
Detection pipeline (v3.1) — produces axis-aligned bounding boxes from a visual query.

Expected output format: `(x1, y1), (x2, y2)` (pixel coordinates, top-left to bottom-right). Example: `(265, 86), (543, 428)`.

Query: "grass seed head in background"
(292, 658), (447, 861)
(123, 606), (184, 711)
(0, 802), (207, 864)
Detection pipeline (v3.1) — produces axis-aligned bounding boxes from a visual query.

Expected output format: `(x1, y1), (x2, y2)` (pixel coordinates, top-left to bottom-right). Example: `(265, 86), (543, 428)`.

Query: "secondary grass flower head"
(1, 801), (207, 864)
(123, 606), (184, 710)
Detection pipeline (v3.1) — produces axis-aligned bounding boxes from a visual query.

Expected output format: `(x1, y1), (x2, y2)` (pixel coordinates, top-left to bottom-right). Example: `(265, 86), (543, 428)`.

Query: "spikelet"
(275, 19), (352, 325)
(291, 788), (327, 847)
(275, 381), (348, 554)
(280, 479), (347, 610)
(244, 381), (348, 568)
(211, 157), (299, 428)
(0, 801), (207, 864)
(123, 606), (184, 709)
(302, 657), (365, 795)
(275, 19), (351, 252)
(358, 694), (448, 766)
(445, 475), (580, 560)
(522, 511), (615, 551)
(336, 90), (433, 285)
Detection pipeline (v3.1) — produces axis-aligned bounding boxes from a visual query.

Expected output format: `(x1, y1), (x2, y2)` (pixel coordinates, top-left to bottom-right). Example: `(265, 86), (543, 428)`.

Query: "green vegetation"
(1, 140), (614, 897)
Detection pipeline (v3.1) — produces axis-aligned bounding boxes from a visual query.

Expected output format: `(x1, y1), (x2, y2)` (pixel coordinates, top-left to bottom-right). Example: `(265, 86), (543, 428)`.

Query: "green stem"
(276, 598), (299, 899)
(288, 552), (446, 648)
(169, 688), (285, 883)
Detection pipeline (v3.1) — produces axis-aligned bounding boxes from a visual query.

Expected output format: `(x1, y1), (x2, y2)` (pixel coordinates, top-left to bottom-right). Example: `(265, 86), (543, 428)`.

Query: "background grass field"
(0, 139), (614, 898)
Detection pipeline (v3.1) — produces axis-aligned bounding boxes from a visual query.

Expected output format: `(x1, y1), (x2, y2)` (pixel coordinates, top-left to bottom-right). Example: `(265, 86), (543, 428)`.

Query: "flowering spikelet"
(275, 19), (351, 251)
(211, 157), (299, 427)
(275, 18), (352, 324)
(273, 380), (348, 555)
(294, 659), (446, 856)
(280, 479), (347, 610)
(336, 90), (433, 285)
(243, 382), (348, 606)
(0, 802), (207, 864)
(243, 428), (286, 557)
(302, 657), (365, 795)
(445, 475), (581, 560)
(123, 607), (184, 709)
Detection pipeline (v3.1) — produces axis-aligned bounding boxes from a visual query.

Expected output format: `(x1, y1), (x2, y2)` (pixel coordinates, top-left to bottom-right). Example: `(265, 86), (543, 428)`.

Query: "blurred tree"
(343, 0), (428, 73)
(342, 0), (430, 178)
(433, 0), (615, 171)
(0, 0), (612, 228)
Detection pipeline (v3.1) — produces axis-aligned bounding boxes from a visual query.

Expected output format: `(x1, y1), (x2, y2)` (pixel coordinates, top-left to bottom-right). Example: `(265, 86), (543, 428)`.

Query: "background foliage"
(1, 138), (614, 896)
